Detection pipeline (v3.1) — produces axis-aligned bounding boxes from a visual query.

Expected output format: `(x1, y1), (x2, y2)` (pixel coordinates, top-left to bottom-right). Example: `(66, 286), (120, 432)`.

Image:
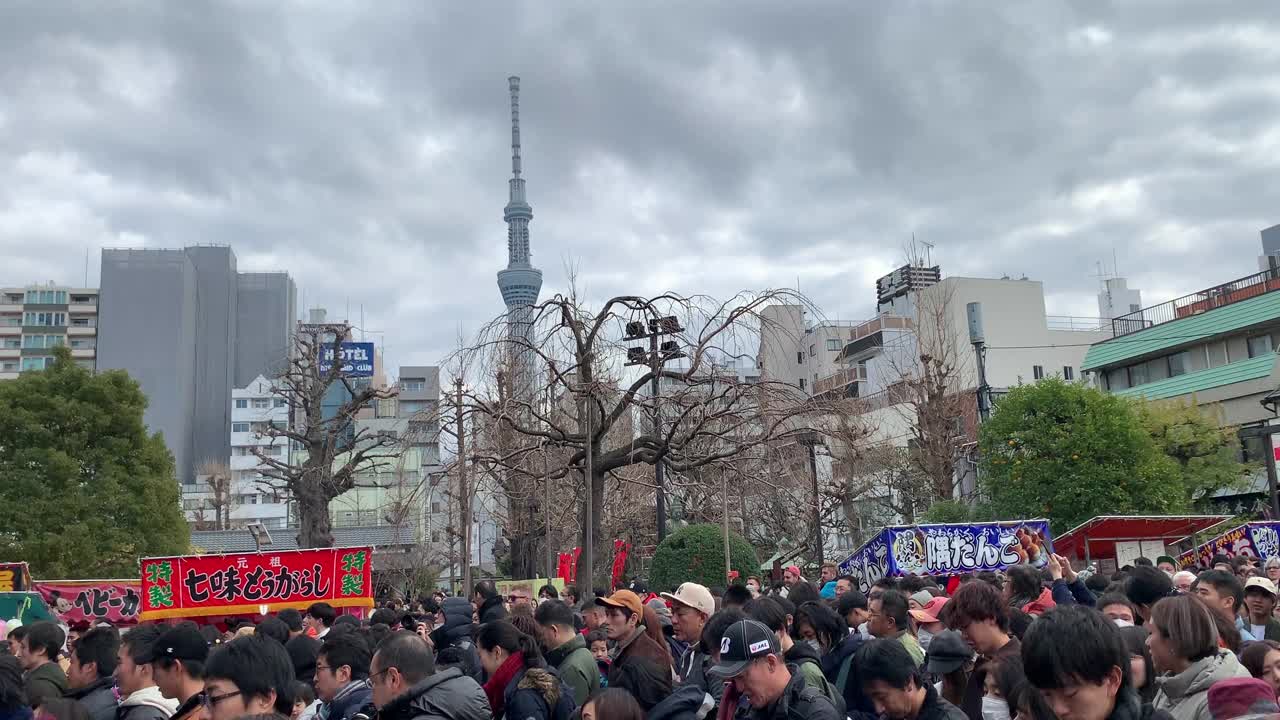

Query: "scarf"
(483, 651), (526, 717)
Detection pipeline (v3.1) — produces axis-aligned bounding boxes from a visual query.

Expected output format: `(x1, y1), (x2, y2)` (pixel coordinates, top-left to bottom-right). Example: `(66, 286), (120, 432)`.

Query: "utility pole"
(651, 330), (666, 541)
(624, 315), (685, 542)
(454, 378), (472, 593)
(722, 465), (731, 582)
(544, 442), (554, 580)
(967, 302), (991, 422)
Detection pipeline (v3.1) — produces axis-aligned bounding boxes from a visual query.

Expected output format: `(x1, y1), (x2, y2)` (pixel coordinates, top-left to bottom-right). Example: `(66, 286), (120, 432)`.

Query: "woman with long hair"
(476, 621), (574, 720)
(1148, 594), (1251, 720)
(1241, 640), (1280, 696)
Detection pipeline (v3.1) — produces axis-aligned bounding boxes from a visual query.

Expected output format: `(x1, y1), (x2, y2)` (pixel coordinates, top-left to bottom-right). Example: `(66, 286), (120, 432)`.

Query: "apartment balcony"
(1112, 268), (1280, 338)
(837, 314), (914, 361)
(814, 365), (869, 398)
(67, 325), (96, 336)
(70, 348), (94, 359)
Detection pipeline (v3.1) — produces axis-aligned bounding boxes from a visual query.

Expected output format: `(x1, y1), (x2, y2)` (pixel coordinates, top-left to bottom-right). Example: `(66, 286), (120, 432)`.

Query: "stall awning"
(1054, 515), (1233, 561)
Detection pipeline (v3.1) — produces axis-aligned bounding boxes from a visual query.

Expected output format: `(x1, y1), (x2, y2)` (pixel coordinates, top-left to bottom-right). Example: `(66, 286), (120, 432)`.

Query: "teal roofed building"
(1083, 234), (1280, 431)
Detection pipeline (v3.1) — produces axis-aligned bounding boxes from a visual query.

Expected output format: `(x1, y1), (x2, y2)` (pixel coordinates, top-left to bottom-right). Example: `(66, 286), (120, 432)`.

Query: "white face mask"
(982, 696), (1011, 720)
(1113, 618), (1134, 628)
(804, 639), (822, 653)
(918, 629), (934, 651)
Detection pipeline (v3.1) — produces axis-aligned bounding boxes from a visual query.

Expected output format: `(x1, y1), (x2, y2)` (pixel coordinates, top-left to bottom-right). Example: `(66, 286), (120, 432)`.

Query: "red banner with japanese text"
(37, 580), (142, 626)
(139, 547), (374, 620)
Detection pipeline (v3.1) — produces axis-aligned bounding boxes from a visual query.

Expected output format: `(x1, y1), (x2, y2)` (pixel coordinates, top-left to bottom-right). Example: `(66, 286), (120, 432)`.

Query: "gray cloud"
(3, 1), (1280, 370)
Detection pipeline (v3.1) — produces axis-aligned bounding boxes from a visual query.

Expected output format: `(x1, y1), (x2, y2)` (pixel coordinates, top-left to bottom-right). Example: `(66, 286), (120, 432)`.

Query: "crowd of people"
(3, 552), (1280, 720)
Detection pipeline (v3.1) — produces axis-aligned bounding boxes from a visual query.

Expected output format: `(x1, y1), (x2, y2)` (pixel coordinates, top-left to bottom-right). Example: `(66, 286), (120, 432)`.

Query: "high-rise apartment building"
(0, 284), (99, 380)
(97, 246), (296, 485)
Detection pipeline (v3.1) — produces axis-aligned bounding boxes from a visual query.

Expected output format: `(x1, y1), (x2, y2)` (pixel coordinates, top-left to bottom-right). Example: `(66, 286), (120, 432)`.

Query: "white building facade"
(183, 375), (291, 529)
(0, 284), (99, 380)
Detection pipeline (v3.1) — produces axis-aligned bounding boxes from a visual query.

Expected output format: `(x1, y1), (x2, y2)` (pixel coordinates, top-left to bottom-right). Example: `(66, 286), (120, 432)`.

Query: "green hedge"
(649, 523), (759, 592)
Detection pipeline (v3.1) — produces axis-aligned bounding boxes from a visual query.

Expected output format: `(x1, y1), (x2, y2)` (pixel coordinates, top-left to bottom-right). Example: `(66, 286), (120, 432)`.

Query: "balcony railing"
(814, 365), (869, 396)
(1045, 315), (1112, 333)
(1111, 267), (1280, 338)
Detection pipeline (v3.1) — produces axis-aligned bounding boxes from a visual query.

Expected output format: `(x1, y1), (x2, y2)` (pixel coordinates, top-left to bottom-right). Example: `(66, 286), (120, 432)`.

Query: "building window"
(273, 398), (287, 408)
(826, 339), (842, 351)
(69, 317), (93, 327)
(430, 501), (442, 514)
(1249, 335), (1274, 359)
(252, 398), (270, 409)
(25, 290), (67, 304)
(1167, 351), (1191, 378)
(430, 531), (441, 543)
(232, 422), (250, 433)
(22, 312), (65, 327)
(20, 357), (50, 371)
(809, 344), (817, 357)
(1129, 303), (1141, 313)
(2, 338), (18, 349)
(796, 351), (803, 364)
(1, 362), (16, 372)
(1063, 366), (1074, 381)
(235, 399), (248, 409)
(1129, 362), (1149, 387)
(799, 378), (806, 391)
(402, 380), (425, 392)
(1032, 365), (1044, 380)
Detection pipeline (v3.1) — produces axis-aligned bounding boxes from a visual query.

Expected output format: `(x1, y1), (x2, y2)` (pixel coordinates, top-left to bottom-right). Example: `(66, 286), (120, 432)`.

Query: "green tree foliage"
(1136, 399), (1250, 504)
(0, 348), (189, 578)
(648, 524), (758, 593)
(979, 378), (1183, 533)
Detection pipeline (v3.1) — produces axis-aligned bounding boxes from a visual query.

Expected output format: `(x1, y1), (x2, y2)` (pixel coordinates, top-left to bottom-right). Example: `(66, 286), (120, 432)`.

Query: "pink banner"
(37, 581), (142, 626)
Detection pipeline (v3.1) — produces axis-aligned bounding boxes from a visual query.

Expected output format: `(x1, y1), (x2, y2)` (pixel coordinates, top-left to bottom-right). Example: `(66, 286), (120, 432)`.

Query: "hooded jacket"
(751, 664), (842, 720)
(117, 685), (178, 720)
(375, 668), (491, 720)
(782, 642), (842, 715)
(477, 595), (508, 625)
(432, 598), (482, 683)
(501, 666), (575, 720)
(543, 634), (599, 708)
(675, 643), (709, 693)
(1152, 649), (1252, 720)
(65, 676), (119, 720)
(647, 684), (716, 720)
(25, 661), (68, 709)
(818, 631), (876, 719)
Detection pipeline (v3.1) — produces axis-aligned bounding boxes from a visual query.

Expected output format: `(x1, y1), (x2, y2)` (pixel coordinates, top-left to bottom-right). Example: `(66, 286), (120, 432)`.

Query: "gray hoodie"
(118, 685), (179, 720)
(1152, 649), (1252, 720)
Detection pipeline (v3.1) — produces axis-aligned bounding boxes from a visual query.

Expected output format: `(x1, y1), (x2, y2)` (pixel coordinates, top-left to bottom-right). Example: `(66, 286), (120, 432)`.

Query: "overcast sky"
(3, 2), (1279, 374)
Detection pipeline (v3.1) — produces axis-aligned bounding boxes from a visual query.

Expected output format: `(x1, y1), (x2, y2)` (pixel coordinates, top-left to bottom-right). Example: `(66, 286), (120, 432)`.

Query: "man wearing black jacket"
(708, 619), (841, 720)
(149, 625), (211, 720)
(856, 639), (966, 720)
(65, 627), (120, 720)
(471, 581), (507, 625)
(431, 597), (482, 683)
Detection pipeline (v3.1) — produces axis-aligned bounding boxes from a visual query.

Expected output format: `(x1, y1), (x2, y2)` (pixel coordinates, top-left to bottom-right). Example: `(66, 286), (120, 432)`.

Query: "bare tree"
(196, 459), (234, 531)
(251, 323), (400, 548)
(455, 286), (820, 585)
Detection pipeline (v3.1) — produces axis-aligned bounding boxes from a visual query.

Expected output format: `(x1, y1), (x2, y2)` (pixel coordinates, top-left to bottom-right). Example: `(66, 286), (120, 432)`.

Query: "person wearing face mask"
(910, 597), (949, 653)
(744, 597), (845, 715)
(857, 638), (967, 720)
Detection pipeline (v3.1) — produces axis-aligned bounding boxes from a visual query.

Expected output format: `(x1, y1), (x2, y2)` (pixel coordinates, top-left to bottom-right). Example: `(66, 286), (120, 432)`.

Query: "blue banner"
(1177, 522), (1280, 568)
(838, 520), (1053, 593)
(318, 342), (375, 377)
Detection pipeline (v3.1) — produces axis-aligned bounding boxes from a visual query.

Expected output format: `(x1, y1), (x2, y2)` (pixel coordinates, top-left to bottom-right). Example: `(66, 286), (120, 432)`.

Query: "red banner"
(37, 581), (142, 626)
(611, 540), (630, 591)
(139, 547), (374, 620)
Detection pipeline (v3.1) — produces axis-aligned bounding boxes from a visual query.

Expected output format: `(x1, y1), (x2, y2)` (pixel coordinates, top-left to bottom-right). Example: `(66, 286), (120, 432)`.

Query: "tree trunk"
(295, 485), (335, 548)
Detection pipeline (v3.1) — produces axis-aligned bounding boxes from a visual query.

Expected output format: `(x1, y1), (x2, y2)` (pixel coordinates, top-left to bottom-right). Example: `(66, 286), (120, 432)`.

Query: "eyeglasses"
(369, 667), (393, 683)
(202, 690), (243, 709)
(508, 595), (529, 603)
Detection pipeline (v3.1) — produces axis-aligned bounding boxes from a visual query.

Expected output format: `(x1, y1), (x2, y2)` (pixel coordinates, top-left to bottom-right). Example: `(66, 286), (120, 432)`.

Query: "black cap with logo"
(141, 626), (210, 664)
(708, 618), (780, 679)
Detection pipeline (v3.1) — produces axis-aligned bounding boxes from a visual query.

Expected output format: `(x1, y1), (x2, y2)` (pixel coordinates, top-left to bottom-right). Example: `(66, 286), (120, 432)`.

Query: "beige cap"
(1246, 576), (1279, 597)
(661, 582), (715, 617)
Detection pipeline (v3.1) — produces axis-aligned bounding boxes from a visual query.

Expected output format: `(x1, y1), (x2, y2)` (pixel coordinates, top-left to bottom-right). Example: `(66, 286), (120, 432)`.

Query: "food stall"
(1176, 521), (1280, 569)
(1052, 515), (1232, 575)
(139, 546), (374, 623)
(37, 579), (142, 627)
(837, 519), (1052, 594)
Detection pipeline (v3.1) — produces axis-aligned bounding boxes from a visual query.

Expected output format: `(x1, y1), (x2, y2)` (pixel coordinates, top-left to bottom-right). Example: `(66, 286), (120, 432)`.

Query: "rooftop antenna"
(1112, 247), (1119, 277)
(84, 248), (89, 287)
(921, 239), (935, 267)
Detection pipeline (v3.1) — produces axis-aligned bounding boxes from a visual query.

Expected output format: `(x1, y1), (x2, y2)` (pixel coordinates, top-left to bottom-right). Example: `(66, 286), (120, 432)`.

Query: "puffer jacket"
(375, 668), (491, 720)
(432, 597), (482, 683)
(502, 666), (575, 720)
(478, 594), (508, 624)
(65, 676), (118, 720)
(1152, 649), (1252, 720)
(648, 684), (715, 720)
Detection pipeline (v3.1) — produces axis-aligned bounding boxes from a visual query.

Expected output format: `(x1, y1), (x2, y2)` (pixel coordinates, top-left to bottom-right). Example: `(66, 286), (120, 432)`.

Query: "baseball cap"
(595, 590), (644, 617)
(661, 582), (715, 617)
(910, 596), (949, 625)
(143, 626), (210, 664)
(784, 565), (801, 577)
(708, 619), (779, 679)
(1246, 577), (1279, 597)
(925, 630), (973, 675)
(910, 590), (934, 608)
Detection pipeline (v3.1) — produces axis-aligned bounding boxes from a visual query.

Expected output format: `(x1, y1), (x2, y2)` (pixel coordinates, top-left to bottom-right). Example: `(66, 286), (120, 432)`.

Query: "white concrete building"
(182, 375), (291, 529)
(0, 284), (99, 380)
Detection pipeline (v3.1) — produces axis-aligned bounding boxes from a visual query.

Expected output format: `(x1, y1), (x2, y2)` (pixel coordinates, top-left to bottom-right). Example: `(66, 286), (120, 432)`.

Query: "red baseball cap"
(909, 596), (949, 624)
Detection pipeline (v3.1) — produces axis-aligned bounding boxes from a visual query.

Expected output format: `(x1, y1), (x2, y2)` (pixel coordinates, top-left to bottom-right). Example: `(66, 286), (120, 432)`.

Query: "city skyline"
(4, 4), (1280, 372)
